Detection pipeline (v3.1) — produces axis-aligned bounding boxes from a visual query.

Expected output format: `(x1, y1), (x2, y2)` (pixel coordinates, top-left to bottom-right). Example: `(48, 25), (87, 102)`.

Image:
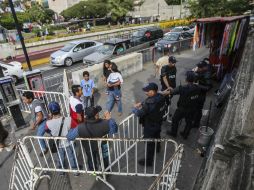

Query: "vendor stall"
(194, 16), (249, 79)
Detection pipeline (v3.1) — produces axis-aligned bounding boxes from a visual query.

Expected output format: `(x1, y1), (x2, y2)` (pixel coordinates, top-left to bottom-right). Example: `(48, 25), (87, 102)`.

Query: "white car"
(0, 61), (24, 83)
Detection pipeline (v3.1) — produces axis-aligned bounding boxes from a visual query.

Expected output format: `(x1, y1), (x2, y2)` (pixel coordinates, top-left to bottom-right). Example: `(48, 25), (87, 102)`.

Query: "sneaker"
(39, 148), (48, 157)
(74, 173), (80, 177)
(138, 159), (152, 167)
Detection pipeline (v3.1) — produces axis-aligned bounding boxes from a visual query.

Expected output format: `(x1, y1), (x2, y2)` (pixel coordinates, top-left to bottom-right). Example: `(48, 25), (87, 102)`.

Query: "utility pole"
(8, 0), (32, 71)
(158, 3), (160, 19)
(180, 0), (182, 19)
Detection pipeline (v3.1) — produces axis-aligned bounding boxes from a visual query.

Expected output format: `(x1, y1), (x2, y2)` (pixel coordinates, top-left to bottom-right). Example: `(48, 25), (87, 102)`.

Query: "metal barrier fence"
(16, 89), (69, 117)
(10, 137), (183, 190)
(148, 145), (183, 190)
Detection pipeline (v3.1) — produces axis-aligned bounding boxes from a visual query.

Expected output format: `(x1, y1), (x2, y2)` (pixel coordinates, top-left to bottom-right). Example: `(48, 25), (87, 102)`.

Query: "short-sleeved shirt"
(107, 72), (123, 84)
(80, 79), (94, 97)
(45, 117), (71, 148)
(160, 65), (177, 88)
(155, 56), (169, 75)
(107, 72), (123, 91)
(69, 96), (84, 128)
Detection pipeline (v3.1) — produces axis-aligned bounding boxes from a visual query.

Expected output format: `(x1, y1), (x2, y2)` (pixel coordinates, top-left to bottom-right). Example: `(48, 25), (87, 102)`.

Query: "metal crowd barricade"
(9, 141), (50, 190)
(148, 145), (184, 190)
(10, 136), (183, 190)
(16, 89), (69, 117)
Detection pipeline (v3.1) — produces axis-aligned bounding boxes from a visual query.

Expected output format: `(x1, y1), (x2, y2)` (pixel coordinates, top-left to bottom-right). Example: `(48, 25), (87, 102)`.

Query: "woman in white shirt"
(106, 62), (123, 116)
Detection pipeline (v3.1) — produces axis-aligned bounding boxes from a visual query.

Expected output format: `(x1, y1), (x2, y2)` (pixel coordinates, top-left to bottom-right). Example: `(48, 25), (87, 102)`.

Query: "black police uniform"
(160, 65), (177, 90)
(160, 65), (176, 106)
(193, 63), (212, 128)
(169, 83), (202, 138)
(137, 93), (166, 164)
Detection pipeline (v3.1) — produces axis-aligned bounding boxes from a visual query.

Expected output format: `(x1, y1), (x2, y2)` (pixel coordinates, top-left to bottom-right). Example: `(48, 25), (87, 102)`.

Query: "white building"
(130, 0), (190, 21)
(48, 0), (81, 14)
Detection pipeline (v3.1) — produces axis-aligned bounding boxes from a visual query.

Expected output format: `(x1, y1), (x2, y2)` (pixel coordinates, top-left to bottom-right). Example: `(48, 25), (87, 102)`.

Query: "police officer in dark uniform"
(167, 71), (203, 139)
(132, 83), (166, 166)
(192, 60), (211, 128)
(160, 56), (177, 106)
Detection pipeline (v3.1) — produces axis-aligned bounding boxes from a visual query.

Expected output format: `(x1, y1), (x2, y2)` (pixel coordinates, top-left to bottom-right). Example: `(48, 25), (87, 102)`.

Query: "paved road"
(1, 47), (212, 190)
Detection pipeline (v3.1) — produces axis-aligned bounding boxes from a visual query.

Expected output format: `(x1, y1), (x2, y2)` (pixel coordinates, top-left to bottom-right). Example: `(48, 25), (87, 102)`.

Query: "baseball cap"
(48, 101), (61, 114)
(186, 71), (196, 82)
(142, 82), (158, 92)
(197, 61), (207, 68)
(85, 105), (102, 118)
(168, 56), (177, 63)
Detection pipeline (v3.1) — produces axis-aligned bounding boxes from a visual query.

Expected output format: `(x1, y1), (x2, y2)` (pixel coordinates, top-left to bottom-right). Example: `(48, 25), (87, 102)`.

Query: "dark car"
(155, 32), (193, 53)
(130, 27), (164, 46)
(83, 38), (131, 66)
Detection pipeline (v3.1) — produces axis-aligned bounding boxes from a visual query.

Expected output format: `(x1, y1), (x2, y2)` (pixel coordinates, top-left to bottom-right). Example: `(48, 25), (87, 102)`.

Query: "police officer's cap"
(186, 71), (196, 82)
(142, 82), (158, 92)
(85, 105), (102, 118)
(168, 56), (177, 64)
(197, 60), (207, 68)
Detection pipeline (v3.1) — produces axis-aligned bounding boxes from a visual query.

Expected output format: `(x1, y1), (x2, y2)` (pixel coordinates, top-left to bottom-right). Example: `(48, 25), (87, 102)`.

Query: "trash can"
(198, 126), (214, 147)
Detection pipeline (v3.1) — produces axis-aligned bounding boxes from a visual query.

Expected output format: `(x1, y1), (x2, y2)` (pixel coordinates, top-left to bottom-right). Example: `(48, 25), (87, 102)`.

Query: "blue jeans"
(58, 146), (77, 169)
(37, 120), (47, 151)
(106, 90), (122, 113)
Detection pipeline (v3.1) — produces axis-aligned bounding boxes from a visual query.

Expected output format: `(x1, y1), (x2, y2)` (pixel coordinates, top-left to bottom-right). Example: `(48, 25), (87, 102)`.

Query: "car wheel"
(172, 46), (177, 53)
(64, 58), (73, 67)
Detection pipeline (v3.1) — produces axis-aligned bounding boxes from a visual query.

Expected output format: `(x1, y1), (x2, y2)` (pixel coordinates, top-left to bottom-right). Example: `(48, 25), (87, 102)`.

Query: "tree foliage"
(61, 0), (108, 20)
(165, 0), (181, 5)
(188, 0), (253, 18)
(108, 0), (134, 21)
(61, 0), (134, 21)
(0, 12), (30, 29)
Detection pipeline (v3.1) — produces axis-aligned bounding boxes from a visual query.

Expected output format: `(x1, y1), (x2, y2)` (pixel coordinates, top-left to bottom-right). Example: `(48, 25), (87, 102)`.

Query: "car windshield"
(97, 44), (115, 54)
(132, 30), (145, 37)
(163, 33), (179, 41)
(171, 27), (183, 32)
(61, 43), (76, 52)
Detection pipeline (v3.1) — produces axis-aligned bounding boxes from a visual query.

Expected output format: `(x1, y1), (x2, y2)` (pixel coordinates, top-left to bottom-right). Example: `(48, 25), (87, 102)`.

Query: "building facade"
(130, 0), (190, 21)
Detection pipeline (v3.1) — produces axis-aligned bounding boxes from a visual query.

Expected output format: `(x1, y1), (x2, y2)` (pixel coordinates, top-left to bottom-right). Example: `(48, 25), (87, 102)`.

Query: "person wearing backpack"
(45, 101), (78, 176)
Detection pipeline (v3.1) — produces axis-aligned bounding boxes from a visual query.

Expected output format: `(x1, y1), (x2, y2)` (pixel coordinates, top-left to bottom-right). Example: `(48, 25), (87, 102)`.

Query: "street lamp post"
(8, 0), (32, 71)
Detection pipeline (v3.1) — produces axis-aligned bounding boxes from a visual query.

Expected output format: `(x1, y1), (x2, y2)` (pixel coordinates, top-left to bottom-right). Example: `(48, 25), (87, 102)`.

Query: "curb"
(22, 57), (50, 69)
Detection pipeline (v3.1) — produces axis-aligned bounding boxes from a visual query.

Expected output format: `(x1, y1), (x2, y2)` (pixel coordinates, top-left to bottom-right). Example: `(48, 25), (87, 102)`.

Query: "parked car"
(0, 61), (23, 83)
(168, 26), (191, 33)
(50, 40), (102, 66)
(155, 32), (193, 53)
(130, 27), (164, 46)
(83, 38), (131, 66)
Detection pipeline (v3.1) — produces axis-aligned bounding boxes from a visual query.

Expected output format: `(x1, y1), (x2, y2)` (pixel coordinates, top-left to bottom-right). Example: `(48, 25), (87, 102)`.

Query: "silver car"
(50, 40), (102, 66)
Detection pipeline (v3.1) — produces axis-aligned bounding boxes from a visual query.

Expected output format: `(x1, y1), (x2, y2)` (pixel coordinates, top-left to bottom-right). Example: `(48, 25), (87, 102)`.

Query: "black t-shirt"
(103, 69), (111, 80)
(160, 65), (177, 88)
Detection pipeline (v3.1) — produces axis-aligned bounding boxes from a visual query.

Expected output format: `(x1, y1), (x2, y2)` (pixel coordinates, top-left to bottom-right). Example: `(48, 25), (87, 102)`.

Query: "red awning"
(195, 15), (247, 23)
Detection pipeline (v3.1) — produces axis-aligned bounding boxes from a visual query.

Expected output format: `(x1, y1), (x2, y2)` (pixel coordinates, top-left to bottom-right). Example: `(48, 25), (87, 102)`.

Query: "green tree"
(108, 0), (134, 21)
(188, 0), (252, 18)
(61, 0), (108, 23)
(165, 0), (181, 5)
(0, 12), (30, 29)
